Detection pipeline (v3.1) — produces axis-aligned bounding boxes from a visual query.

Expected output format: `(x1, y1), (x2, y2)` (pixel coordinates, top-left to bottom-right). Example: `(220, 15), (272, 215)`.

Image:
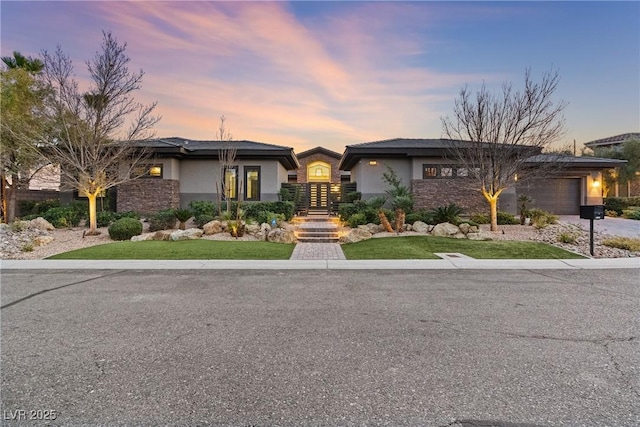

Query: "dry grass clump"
(602, 237), (640, 252)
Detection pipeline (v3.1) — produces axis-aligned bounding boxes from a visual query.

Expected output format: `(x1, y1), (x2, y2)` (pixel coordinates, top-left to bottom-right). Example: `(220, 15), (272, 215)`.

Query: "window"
(132, 164), (163, 179)
(422, 164), (463, 179)
(224, 166), (238, 200)
(244, 166), (260, 201)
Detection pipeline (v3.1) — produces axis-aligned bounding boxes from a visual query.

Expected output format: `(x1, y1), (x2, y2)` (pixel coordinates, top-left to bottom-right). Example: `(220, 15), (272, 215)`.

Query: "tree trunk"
(378, 210), (394, 233)
(395, 208), (405, 233)
(86, 193), (100, 235)
(489, 197), (498, 232)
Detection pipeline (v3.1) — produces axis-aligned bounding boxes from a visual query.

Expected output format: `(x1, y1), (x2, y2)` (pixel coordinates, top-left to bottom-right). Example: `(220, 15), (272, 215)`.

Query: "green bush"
(346, 191), (362, 202)
(528, 208), (558, 229)
(42, 206), (81, 228)
(604, 197), (640, 215)
(470, 213), (489, 224)
(347, 213), (368, 228)
(108, 217), (143, 241)
(188, 200), (217, 217)
(622, 208), (640, 220)
(174, 208), (193, 223)
(497, 211), (520, 225)
(19, 199), (60, 216)
(244, 201), (295, 222)
(431, 203), (464, 224)
(194, 214), (215, 228)
(148, 209), (177, 231)
(96, 211), (116, 228)
(405, 211), (433, 224)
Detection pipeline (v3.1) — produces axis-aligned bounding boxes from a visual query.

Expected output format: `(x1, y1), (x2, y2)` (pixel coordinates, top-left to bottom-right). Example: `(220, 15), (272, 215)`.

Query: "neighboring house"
(339, 138), (625, 215)
(115, 137), (299, 214)
(584, 132), (640, 197)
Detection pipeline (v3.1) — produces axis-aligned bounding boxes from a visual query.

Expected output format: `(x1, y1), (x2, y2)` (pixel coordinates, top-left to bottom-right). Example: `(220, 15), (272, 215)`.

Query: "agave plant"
(430, 203), (464, 225)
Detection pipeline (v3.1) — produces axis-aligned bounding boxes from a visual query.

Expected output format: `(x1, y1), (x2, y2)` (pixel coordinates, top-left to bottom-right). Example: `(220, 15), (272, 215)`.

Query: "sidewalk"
(1, 257), (637, 270)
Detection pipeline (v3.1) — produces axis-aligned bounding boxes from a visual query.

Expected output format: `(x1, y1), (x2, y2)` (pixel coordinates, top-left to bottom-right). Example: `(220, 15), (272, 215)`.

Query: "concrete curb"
(1, 258), (638, 270)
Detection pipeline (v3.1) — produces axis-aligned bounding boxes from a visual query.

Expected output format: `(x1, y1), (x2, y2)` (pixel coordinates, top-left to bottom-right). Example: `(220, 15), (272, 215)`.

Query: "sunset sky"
(2, 1), (638, 153)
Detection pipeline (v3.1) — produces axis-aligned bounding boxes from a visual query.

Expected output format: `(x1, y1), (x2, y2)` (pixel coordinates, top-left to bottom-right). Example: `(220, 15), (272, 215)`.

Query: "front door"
(308, 183), (330, 212)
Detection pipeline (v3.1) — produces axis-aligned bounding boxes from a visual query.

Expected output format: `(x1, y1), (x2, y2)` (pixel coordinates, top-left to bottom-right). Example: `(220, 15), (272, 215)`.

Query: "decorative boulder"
(131, 233), (154, 242)
(30, 217), (55, 231)
(339, 228), (372, 244)
(458, 223), (471, 234)
(412, 221), (431, 234)
(359, 223), (383, 234)
(171, 228), (203, 241)
(245, 223), (261, 236)
(467, 231), (494, 241)
(152, 231), (173, 241)
(203, 220), (223, 235)
(33, 236), (54, 247)
(431, 222), (461, 237)
(267, 226), (297, 244)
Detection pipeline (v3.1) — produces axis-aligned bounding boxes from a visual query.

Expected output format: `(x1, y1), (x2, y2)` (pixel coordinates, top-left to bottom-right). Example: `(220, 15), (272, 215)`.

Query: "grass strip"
(47, 240), (295, 260)
(341, 236), (585, 260)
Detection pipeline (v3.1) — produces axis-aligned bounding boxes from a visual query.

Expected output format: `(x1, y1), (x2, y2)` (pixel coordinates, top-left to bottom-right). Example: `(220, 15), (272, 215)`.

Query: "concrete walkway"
(290, 243), (346, 260)
(1, 258), (637, 270)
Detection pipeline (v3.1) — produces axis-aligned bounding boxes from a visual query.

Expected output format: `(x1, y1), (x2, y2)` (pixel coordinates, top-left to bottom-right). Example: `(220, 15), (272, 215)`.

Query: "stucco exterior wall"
(351, 158), (412, 199)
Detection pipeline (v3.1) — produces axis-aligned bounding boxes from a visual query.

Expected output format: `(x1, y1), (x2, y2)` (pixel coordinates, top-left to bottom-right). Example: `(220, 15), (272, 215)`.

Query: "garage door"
(518, 178), (581, 215)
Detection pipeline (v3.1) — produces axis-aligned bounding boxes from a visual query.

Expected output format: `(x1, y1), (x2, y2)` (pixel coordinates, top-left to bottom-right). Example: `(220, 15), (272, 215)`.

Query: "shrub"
(604, 197), (640, 215)
(244, 201), (296, 222)
(470, 213), (489, 224)
(174, 208), (193, 229)
(42, 206), (81, 228)
(528, 208), (558, 229)
(605, 210), (618, 217)
(622, 208), (640, 220)
(346, 191), (362, 203)
(347, 213), (368, 228)
(148, 209), (177, 231)
(558, 232), (578, 244)
(405, 211), (433, 224)
(278, 188), (294, 202)
(19, 199), (60, 216)
(602, 237), (640, 252)
(108, 217), (143, 241)
(497, 211), (519, 225)
(188, 200), (217, 218)
(431, 203), (464, 224)
(96, 211), (116, 228)
(194, 214), (215, 228)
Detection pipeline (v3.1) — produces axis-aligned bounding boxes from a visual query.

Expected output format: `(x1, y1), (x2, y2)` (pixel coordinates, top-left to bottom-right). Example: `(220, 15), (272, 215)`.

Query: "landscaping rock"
(151, 231), (173, 241)
(171, 228), (203, 241)
(431, 222), (461, 237)
(30, 217), (55, 231)
(245, 223), (261, 236)
(358, 223), (382, 234)
(267, 226), (297, 244)
(467, 231), (494, 241)
(203, 220), (223, 235)
(33, 236), (54, 247)
(131, 233), (154, 242)
(412, 221), (431, 234)
(339, 228), (372, 244)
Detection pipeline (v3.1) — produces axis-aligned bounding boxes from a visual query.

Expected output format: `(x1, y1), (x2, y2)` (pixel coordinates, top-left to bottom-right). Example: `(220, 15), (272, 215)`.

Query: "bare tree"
(215, 116), (236, 216)
(41, 31), (160, 234)
(441, 68), (567, 231)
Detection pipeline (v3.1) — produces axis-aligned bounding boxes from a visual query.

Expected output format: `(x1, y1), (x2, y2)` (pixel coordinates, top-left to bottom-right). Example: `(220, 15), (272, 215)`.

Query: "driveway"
(2, 268), (639, 426)
(558, 215), (639, 238)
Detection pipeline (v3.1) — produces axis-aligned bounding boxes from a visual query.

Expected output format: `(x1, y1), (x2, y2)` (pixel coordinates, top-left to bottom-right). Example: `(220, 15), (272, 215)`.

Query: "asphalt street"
(1, 268), (639, 426)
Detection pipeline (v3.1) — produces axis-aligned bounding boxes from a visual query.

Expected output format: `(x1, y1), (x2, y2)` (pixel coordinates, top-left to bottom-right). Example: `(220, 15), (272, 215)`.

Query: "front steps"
(292, 215), (342, 243)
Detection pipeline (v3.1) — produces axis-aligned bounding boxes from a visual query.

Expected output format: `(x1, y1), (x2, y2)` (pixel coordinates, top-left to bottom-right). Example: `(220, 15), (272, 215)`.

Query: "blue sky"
(1, 1), (638, 153)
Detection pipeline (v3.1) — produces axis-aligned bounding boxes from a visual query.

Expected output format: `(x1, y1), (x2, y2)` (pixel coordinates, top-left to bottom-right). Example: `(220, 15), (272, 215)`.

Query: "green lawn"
(341, 236), (585, 259)
(47, 235), (584, 260)
(47, 240), (295, 260)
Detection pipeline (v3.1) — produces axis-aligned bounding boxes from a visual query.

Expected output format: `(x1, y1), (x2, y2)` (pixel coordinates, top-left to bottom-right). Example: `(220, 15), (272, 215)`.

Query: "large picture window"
(244, 166), (260, 201)
(224, 166), (238, 200)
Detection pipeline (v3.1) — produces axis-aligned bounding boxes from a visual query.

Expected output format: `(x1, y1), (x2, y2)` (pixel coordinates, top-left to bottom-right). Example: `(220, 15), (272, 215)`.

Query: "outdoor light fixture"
(369, 160), (377, 166)
(514, 174), (518, 182)
(592, 180), (600, 188)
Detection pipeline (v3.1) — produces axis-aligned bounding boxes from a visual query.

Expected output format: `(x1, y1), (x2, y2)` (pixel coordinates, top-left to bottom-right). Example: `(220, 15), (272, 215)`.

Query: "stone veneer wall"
(411, 179), (487, 215)
(117, 179), (180, 214)
(297, 153), (341, 183)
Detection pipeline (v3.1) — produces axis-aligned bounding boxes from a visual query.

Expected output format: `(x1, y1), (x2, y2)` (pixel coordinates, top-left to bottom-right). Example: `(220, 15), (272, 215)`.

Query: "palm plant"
(173, 208), (193, 230)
